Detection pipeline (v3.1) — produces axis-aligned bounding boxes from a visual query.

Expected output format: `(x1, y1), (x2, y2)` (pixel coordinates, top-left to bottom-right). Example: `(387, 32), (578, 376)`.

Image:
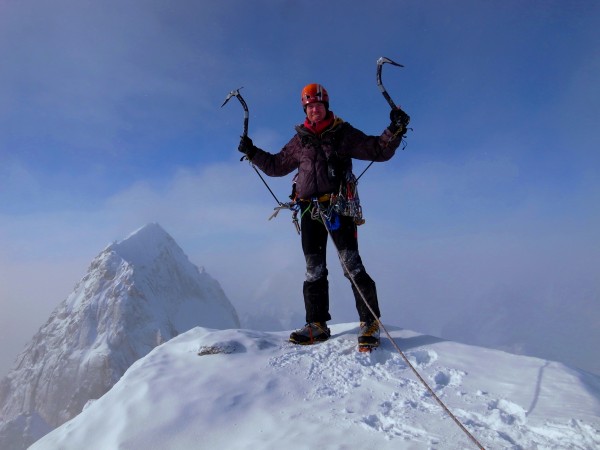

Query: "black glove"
(389, 107), (410, 135)
(238, 135), (257, 159)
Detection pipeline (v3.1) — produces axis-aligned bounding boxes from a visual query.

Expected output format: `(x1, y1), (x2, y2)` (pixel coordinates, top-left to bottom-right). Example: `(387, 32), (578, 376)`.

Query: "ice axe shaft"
(356, 57), (406, 182)
(222, 87), (283, 205)
(221, 87), (249, 137)
(376, 56), (404, 110)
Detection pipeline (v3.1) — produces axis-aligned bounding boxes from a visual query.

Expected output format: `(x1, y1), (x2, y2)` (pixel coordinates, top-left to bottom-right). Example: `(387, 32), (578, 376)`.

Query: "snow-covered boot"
(358, 320), (380, 350)
(289, 322), (331, 345)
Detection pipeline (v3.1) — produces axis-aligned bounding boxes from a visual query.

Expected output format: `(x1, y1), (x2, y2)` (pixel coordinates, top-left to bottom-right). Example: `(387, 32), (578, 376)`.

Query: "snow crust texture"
(32, 324), (600, 450)
(0, 223), (240, 450)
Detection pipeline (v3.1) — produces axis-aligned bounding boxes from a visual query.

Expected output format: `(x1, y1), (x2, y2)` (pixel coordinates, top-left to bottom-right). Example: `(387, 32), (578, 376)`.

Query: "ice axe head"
(377, 56), (404, 69)
(221, 87), (244, 108)
(222, 87), (249, 137)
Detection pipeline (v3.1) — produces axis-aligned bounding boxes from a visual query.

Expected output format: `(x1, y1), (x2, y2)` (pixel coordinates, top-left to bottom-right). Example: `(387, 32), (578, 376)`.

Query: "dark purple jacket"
(250, 116), (401, 199)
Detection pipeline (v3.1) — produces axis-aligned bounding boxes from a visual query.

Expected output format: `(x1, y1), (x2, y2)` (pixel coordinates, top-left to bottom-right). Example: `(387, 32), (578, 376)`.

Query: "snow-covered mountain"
(0, 223), (240, 450)
(30, 323), (600, 449)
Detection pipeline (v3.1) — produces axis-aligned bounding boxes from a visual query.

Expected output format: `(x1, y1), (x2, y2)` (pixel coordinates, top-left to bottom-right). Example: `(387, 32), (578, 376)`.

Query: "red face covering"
(304, 110), (334, 136)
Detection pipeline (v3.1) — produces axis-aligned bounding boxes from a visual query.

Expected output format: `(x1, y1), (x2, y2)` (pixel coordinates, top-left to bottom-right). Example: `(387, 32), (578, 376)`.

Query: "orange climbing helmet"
(301, 83), (329, 109)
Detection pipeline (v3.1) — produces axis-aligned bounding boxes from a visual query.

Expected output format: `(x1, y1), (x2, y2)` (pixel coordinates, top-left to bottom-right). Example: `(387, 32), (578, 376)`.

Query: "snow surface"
(32, 323), (600, 450)
(0, 223), (240, 449)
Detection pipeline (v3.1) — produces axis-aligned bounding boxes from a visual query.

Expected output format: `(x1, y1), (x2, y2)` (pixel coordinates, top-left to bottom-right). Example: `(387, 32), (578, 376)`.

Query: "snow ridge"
(0, 223), (240, 450)
(32, 324), (600, 450)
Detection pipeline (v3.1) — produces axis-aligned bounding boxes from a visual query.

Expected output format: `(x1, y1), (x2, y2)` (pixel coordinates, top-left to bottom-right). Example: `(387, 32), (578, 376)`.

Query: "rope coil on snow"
(316, 206), (486, 450)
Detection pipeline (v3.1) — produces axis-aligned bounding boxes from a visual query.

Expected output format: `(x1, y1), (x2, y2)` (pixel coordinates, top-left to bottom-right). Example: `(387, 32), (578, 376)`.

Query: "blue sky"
(1, 1), (599, 376)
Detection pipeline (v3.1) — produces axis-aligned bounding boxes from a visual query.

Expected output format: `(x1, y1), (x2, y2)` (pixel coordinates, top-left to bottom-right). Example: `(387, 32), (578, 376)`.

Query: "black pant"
(300, 202), (381, 323)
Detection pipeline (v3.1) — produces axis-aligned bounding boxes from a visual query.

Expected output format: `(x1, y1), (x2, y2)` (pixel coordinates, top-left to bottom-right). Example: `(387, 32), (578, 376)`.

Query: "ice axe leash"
(222, 88), (284, 207)
(356, 56), (408, 182)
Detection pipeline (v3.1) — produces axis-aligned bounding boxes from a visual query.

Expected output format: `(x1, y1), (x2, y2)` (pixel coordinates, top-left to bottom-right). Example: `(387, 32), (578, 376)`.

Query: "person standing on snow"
(238, 83), (409, 348)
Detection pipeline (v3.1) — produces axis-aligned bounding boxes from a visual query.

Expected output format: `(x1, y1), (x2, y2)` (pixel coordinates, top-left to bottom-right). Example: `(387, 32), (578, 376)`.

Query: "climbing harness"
(268, 171), (364, 234)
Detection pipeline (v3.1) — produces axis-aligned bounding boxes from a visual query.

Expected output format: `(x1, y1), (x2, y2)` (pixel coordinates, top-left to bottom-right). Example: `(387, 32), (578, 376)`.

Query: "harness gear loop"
(331, 172), (365, 225)
(268, 201), (301, 235)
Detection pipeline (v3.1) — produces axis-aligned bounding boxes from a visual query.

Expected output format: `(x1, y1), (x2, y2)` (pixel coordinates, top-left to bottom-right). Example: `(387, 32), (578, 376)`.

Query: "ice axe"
(222, 86), (253, 164)
(356, 57), (406, 182)
(221, 87), (249, 138)
(376, 56), (404, 110)
(221, 87), (285, 206)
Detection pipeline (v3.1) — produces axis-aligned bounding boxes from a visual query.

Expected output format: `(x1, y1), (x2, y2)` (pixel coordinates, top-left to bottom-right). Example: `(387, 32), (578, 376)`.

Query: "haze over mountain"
(0, 223), (240, 450)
